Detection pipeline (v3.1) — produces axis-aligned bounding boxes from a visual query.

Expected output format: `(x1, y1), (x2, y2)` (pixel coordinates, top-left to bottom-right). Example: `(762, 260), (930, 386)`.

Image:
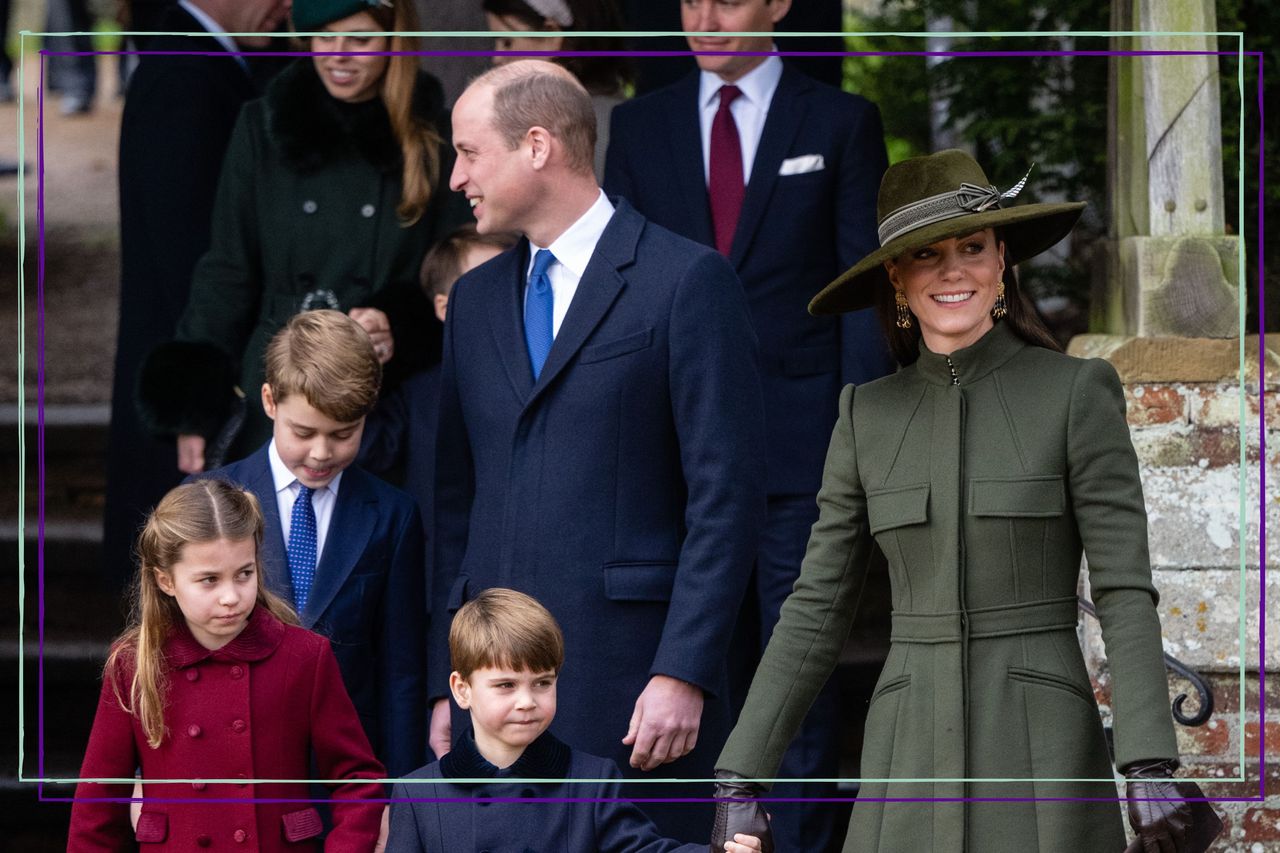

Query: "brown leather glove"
(1123, 759), (1202, 853)
(709, 771), (774, 853)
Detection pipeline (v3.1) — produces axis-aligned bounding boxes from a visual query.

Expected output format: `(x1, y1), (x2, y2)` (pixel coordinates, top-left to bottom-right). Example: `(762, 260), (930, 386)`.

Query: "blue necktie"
(287, 484), (317, 613)
(524, 249), (556, 380)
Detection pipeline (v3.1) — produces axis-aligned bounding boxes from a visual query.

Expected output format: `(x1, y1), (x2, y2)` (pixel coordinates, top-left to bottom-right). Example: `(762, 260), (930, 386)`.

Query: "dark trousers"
(44, 0), (96, 98)
(734, 493), (844, 853)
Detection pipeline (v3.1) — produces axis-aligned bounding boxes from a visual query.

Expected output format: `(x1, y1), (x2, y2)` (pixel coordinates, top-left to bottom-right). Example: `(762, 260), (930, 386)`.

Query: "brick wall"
(1070, 334), (1279, 851)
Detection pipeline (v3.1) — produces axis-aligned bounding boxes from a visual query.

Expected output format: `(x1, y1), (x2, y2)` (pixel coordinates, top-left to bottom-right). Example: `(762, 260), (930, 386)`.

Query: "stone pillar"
(1078, 2), (1275, 842)
(1097, 0), (1240, 337)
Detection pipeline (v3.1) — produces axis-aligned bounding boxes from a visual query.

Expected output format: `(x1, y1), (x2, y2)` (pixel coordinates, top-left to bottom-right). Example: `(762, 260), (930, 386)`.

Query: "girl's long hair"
(876, 232), (1062, 366)
(368, 2), (442, 224)
(106, 480), (298, 748)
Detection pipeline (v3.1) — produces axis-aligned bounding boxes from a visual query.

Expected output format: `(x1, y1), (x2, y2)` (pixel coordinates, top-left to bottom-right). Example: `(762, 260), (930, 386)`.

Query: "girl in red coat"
(68, 480), (387, 851)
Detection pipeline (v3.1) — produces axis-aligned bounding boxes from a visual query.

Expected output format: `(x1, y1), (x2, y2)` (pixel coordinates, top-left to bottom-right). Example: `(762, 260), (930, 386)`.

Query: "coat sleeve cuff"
(135, 340), (241, 439)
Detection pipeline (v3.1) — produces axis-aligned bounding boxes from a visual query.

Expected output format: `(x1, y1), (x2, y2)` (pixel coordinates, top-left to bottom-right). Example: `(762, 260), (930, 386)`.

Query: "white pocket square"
(778, 154), (825, 176)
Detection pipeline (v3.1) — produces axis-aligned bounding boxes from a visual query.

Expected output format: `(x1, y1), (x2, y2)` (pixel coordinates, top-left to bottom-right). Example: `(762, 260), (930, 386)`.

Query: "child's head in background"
(420, 223), (516, 322)
(448, 588), (564, 768)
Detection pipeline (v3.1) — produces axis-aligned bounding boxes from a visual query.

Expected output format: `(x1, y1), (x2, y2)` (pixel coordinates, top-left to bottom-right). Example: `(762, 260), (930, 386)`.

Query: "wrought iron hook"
(1077, 597), (1214, 727)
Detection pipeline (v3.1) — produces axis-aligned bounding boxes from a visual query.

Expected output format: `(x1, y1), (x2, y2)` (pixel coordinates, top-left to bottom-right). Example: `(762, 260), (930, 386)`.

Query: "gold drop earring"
(894, 289), (912, 329)
(992, 281), (1008, 319)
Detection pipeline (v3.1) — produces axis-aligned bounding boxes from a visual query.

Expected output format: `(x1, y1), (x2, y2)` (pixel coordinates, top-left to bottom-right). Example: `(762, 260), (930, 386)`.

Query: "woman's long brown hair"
(367, 2), (442, 225)
(106, 480), (298, 748)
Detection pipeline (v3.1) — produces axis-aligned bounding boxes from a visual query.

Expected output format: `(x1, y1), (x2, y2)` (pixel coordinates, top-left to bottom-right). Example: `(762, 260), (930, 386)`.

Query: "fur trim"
(136, 340), (241, 439)
(268, 60), (445, 174)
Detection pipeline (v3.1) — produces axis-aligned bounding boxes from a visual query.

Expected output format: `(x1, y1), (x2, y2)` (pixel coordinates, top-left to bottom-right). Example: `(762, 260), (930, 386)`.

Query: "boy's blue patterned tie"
(524, 249), (556, 380)
(287, 484), (317, 614)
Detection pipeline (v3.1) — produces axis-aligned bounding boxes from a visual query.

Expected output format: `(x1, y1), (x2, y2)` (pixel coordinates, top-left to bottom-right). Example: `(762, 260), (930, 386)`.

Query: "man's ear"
(526, 126), (553, 170)
(449, 671), (472, 709)
(768, 0), (793, 26)
(261, 383), (277, 420)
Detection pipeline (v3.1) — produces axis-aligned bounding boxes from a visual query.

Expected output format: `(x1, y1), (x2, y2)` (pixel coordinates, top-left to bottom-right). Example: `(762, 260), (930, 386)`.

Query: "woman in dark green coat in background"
(709, 150), (1214, 853)
(140, 0), (467, 470)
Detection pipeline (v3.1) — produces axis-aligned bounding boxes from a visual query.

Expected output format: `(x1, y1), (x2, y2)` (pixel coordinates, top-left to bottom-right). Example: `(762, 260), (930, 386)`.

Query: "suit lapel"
(241, 448), (293, 606)
(304, 467), (377, 627)
(729, 66), (810, 267)
(667, 74), (715, 247)
(486, 244), (537, 402)
(522, 202), (642, 411)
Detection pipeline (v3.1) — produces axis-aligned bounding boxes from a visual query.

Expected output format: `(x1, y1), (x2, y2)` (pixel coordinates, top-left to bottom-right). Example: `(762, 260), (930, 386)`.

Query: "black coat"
(103, 6), (259, 587)
(138, 60), (468, 460)
(386, 729), (703, 853)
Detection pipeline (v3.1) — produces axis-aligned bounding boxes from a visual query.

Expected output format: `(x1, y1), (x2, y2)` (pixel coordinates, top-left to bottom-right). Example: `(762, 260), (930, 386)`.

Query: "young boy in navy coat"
(198, 309), (426, 776)
(386, 589), (763, 853)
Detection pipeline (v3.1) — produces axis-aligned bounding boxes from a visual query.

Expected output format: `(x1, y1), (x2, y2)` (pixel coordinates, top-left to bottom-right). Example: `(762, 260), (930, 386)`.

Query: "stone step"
(0, 404), (111, 521)
(0, 520), (125, 641)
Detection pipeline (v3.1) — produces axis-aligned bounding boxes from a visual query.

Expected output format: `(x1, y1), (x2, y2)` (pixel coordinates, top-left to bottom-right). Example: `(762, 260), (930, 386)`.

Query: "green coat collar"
(913, 321), (1027, 386)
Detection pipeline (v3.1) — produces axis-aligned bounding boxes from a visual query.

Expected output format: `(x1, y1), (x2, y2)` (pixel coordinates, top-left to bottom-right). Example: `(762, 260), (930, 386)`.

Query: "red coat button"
(197, 835), (212, 847)
(233, 829), (248, 843)
(187, 724), (201, 738)
(185, 670), (199, 682)
(231, 719), (247, 733)
(230, 665), (244, 679)
(192, 781), (206, 791)
(236, 772), (248, 788)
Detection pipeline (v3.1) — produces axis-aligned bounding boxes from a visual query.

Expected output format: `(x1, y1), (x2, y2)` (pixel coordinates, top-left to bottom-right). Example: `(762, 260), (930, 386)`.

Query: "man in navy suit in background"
(430, 60), (765, 842)
(605, 2), (893, 849)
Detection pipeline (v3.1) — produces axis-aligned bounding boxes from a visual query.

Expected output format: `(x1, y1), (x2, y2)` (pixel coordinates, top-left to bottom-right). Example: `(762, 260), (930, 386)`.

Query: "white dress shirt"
(269, 439), (342, 564)
(697, 53), (784, 186)
(524, 189), (616, 337)
(177, 0), (249, 72)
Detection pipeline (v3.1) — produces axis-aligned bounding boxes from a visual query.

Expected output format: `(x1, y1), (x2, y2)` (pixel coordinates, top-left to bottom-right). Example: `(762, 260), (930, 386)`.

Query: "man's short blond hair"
(450, 588), (565, 679)
(473, 61), (597, 176)
(263, 310), (381, 423)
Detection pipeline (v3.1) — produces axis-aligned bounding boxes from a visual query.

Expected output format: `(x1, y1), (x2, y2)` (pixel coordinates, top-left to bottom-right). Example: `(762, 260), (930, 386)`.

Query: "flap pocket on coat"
(134, 811), (168, 843)
(869, 673), (911, 703)
(969, 475), (1065, 518)
(580, 329), (653, 365)
(446, 574), (470, 611)
(778, 345), (837, 378)
(1007, 666), (1095, 705)
(281, 806), (325, 842)
(866, 484), (930, 535)
(603, 561), (678, 602)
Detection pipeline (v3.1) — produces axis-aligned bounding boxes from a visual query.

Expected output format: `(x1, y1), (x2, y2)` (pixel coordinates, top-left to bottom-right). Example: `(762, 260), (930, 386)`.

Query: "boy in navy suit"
(387, 588), (762, 853)
(198, 309), (426, 776)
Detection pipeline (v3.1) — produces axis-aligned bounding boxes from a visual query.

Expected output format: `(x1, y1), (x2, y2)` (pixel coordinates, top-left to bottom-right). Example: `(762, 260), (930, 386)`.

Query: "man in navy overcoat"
(430, 61), (766, 841)
(604, 1), (892, 848)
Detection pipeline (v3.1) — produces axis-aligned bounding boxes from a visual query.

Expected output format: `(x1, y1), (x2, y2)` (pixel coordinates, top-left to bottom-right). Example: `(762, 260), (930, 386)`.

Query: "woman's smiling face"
(884, 228), (1006, 355)
(311, 11), (389, 104)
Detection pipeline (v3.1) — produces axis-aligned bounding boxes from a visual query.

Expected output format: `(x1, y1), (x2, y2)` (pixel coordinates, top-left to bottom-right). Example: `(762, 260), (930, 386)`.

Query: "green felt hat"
(809, 149), (1086, 315)
(292, 0), (390, 32)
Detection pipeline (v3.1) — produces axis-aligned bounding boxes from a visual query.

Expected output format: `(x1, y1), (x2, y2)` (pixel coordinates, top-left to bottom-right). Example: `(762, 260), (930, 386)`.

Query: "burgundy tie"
(709, 84), (744, 256)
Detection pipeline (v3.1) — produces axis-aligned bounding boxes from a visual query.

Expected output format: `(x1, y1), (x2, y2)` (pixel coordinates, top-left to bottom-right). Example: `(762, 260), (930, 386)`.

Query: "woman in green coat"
(139, 0), (467, 469)
(710, 150), (1209, 853)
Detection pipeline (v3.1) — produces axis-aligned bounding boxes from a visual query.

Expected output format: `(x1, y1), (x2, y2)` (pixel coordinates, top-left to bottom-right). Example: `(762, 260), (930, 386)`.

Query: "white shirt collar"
(267, 438), (343, 496)
(178, 0), (244, 60)
(697, 53), (784, 112)
(529, 189), (615, 279)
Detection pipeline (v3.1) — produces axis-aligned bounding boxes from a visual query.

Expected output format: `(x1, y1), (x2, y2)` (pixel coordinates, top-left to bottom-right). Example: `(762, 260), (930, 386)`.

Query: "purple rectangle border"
(25, 43), (1268, 806)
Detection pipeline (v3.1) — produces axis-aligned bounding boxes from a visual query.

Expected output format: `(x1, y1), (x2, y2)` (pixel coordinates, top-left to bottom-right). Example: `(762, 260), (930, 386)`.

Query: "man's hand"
(622, 674), (703, 771)
(429, 697), (452, 759)
(177, 433), (205, 474)
(349, 307), (394, 365)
